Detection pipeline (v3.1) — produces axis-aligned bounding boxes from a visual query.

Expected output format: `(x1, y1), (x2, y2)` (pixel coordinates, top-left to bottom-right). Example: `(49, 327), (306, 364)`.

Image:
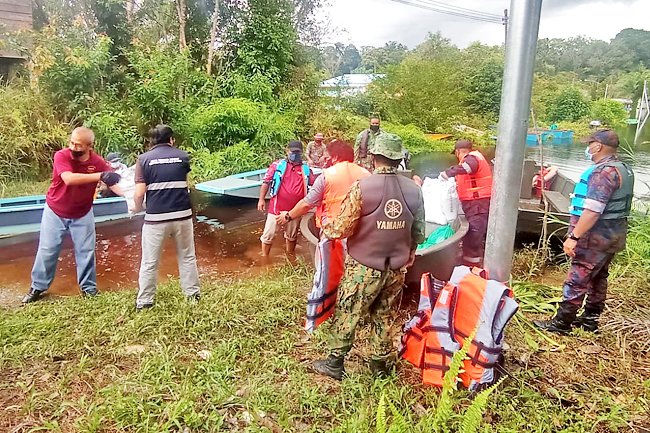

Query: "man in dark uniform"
(312, 133), (426, 380)
(354, 116), (383, 172)
(131, 124), (200, 310)
(440, 139), (492, 266)
(534, 129), (634, 334)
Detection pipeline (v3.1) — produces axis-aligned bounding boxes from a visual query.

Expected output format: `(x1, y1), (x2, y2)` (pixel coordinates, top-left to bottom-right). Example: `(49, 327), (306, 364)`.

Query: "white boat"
(196, 167), (322, 199)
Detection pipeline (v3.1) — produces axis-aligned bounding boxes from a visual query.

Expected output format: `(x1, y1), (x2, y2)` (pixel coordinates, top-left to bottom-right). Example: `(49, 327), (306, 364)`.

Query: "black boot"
(313, 354), (345, 380)
(369, 358), (391, 377)
(574, 307), (602, 332)
(22, 288), (44, 304)
(533, 305), (575, 335)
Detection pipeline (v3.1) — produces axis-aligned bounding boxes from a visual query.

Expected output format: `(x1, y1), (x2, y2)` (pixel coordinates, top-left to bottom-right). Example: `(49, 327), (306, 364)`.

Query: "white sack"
(421, 177), (460, 225)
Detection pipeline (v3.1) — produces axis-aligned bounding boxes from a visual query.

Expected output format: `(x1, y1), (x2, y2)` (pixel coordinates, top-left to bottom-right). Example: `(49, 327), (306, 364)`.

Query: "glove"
(100, 171), (121, 187)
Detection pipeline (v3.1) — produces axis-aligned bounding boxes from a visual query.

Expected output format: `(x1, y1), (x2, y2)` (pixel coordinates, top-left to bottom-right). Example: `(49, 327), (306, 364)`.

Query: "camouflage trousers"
(329, 255), (406, 359)
(561, 246), (615, 315)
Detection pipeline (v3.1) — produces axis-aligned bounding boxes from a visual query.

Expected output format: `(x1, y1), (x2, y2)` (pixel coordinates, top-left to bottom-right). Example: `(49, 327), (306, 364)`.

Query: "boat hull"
(0, 195), (131, 238)
(300, 212), (468, 285)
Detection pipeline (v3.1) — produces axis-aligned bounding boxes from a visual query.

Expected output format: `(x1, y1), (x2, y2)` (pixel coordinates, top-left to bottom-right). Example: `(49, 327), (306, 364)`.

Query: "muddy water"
(0, 192), (315, 307)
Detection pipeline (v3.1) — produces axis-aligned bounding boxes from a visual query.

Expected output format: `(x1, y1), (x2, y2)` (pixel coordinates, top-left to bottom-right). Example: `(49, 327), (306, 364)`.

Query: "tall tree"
(207, 0), (219, 74)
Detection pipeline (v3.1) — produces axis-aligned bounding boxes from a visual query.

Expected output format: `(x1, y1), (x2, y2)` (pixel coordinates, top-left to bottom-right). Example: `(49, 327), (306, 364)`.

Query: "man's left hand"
(438, 172), (449, 181)
(276, 211), (288, 225)
(563, 238), (577, 258)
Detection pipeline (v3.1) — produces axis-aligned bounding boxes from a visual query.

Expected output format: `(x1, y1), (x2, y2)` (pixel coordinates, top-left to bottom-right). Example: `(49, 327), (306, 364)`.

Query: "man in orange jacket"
(440, 139), (492, 267)
(277, 140), (370, 332)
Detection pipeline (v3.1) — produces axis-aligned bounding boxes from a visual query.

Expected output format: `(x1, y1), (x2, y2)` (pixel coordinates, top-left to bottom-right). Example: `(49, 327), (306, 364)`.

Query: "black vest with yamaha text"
(139, 144), (192, 223)
(347, 173), (422, 270)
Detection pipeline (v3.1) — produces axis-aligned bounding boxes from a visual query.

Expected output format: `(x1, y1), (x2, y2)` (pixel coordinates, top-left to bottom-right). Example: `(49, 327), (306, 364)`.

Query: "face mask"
(584, 145), (598, 162)
(71, 150), (85, 159)
(370, 125), (379, 132)
(289, 152), (302, 164)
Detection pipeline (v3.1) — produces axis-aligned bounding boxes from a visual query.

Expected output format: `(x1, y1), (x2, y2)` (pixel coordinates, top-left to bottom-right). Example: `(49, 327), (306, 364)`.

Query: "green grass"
(1, 262), (648, 432)
(0, 179), (51, 199)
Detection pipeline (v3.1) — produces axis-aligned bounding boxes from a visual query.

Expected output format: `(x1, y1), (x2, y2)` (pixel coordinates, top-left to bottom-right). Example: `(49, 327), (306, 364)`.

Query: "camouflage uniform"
(354, 129), (383, 172)
(562, 154), (628, 315)
(323, 166), (426, 359)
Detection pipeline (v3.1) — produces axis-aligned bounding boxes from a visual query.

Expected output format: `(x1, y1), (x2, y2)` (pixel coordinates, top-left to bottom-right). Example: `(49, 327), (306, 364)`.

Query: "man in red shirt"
(22, 127), (122, 303)
(257, 140), (314, 256)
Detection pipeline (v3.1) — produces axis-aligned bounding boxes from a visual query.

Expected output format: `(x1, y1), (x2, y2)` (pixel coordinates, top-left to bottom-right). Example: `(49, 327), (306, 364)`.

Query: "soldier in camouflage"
(313, 133), (426, 380)
(534, 130), (634, 334)
(354, 116), (383, 172)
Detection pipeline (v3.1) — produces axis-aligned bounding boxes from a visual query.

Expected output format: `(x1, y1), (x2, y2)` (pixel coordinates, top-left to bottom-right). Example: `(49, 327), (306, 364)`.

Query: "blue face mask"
(289, 152), (302, 164)
(584, 146), (594, 162)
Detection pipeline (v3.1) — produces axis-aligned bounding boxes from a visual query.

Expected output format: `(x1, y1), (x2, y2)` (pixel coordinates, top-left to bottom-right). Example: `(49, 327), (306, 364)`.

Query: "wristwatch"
(568, 232), (580, 241)
(285, 213), (293, 222)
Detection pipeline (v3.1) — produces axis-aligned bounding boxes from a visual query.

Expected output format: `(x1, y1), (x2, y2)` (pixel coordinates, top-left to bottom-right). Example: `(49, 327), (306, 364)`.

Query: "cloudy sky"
(322, 0), (650, 49)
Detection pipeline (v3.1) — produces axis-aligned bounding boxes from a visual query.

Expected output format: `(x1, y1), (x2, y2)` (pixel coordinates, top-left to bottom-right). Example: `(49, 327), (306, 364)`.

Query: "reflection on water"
(0, 192), (315, 307)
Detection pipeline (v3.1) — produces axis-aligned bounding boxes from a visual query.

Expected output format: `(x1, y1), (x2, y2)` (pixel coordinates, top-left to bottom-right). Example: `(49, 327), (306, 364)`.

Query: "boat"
(196, 167), (324, 200)
(517, 160), (573, 237)
(526, 129), (574, 146)
(300, 212), (469, 285)
(195, 169), (270, 199)
(0, 195), (132, 238)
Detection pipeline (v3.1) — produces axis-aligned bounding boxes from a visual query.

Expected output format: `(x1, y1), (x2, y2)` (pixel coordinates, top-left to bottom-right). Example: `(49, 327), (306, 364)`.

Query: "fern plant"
(459, 378), (504, 433)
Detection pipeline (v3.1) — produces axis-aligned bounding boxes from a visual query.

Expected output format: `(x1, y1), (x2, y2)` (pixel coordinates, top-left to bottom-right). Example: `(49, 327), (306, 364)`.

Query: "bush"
(382, 122), (449, 154)
(184, 98), (296, 153)
(0, 85), (69, 181)
(85, 111), (144, 165)
(590, 98), (627, 127)
(548, 87), (591, 122)
(189, 141), (278, 183)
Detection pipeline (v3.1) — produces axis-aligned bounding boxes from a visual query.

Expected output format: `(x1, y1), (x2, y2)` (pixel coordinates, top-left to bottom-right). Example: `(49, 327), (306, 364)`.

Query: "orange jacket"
(316, 161), (370, 228)
(456, 150), (492, 201)
(400, 266), (518, 390)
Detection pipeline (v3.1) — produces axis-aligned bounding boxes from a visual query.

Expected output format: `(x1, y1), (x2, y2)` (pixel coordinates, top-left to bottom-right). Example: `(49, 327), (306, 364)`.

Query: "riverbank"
(1, 258), (649, 432)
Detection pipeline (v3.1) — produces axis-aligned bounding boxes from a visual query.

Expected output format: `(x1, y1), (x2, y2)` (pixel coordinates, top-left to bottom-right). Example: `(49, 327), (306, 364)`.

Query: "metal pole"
(503, 9), (508, 45)
(484, 0), (543, 283)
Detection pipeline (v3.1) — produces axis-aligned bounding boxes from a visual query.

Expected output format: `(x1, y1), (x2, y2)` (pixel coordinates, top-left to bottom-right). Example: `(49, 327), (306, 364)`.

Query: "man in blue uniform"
(534, 130), (634, 334)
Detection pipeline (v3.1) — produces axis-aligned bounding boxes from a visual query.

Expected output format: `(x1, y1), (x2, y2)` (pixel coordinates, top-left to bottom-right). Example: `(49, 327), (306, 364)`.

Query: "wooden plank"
(543, 190), (571, 214)
(0, 11), (32, 21)
(0, 4), (31, 13)
(0, 0), (32, 6)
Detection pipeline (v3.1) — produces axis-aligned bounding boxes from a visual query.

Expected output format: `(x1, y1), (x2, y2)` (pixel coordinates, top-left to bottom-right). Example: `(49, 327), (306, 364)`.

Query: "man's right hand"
(257, 199), (266, 212)
(100, 171), (121, 186)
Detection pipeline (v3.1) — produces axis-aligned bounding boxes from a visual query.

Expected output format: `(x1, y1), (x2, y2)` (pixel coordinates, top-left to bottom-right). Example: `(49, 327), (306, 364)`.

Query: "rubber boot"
(261, 242), (272, 256)
(533, 304), (575, 335)
(574, 307), (602, 332)
(369, 358), (391, 377)
(312, 354), (345, 380)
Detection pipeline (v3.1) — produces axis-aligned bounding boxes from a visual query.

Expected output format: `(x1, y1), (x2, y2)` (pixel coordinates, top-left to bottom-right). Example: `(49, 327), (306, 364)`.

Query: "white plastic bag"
(421, 177), (459, 225)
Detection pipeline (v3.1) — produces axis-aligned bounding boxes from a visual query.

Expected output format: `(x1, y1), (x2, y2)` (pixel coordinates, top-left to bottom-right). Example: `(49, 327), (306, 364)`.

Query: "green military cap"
(371, 133), (403, 160)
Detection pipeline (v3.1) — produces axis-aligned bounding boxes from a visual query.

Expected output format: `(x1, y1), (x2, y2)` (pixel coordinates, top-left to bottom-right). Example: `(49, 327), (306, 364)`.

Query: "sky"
(322, 0), (650, 49)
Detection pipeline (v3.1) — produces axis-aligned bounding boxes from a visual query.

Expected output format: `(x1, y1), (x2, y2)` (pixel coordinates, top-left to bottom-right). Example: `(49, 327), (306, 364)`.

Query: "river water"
(2, 128), (650, 307)
(0, 195), (316, 307)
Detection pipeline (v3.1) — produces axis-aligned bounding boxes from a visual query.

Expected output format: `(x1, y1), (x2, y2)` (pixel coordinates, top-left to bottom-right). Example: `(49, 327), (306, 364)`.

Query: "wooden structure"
(0, 0), (32, 82)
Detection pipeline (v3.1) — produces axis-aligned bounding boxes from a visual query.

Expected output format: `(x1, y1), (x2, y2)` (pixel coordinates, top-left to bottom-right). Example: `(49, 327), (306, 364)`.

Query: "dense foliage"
(1, 0), (649, 182)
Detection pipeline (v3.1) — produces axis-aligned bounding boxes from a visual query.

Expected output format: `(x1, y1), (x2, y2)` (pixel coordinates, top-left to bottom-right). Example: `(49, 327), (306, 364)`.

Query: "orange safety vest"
(400, 266), (518, 391)
(455, 150), (493, 201)
(316, 161), (370, 228)
(304, 238), (345, 332)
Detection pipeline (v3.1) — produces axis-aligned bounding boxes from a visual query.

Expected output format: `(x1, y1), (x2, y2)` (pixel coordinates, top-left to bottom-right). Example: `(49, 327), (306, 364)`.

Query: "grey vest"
(347, 173), (422, 270)
(601, 161), (634, 220)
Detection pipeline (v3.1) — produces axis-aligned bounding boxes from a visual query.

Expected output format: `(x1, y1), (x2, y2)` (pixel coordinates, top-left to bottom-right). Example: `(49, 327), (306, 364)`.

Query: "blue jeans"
(31, 204), (97, 294)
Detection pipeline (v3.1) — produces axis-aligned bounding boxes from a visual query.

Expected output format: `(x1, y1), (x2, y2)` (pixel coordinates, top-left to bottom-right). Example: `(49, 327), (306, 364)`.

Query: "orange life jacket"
(400, 266), (518, 391)
(455, 150), (493, 201)
(316, 161), (370, 228)
(532, 167), (551, 198)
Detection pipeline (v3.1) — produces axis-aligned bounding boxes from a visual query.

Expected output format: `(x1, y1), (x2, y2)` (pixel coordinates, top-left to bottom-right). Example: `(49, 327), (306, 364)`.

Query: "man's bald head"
(71, 127), (95, 145)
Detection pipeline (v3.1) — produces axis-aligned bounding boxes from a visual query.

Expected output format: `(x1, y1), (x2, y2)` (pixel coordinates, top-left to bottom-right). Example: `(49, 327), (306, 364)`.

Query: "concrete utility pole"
(484, 0), (543, 283)
(503, 9), (509, 45)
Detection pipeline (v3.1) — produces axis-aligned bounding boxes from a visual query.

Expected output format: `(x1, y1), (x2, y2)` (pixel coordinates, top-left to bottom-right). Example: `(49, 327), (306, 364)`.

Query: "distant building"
(0, 0), (32, 82)
(319, 74), (385, 97)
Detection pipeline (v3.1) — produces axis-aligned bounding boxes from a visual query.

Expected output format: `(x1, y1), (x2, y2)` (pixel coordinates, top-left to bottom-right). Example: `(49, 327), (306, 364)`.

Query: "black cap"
(580, 129), (619, 148)
(451, 139), (473, 154)
(288, 140), (303, 152)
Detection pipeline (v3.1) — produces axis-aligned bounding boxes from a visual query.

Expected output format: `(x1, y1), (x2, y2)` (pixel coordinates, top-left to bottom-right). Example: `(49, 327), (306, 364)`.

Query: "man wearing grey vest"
(313, 133), (426, 380)
(131, 125), (200, 310)
(534, 130), (634, 334)
(354, 116), (383, 172)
